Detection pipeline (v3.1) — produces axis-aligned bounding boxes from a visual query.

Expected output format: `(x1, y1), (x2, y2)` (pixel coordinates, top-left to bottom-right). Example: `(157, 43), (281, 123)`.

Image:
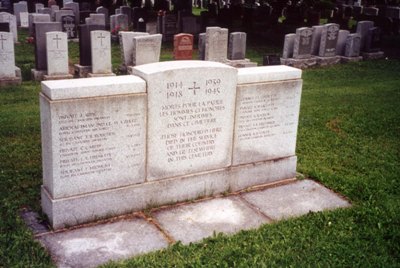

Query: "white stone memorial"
(205, 27), (228, 62)
(43, 31), (72, 80)
(88, 30), (115, 77)
(0, 31), (21, 86)
(19, 12), (29, 28)
(0, 12), (17, 43)
(40, 61), (302, 229)
(128, 34), (162, 70)
(119, 31), (149, 72)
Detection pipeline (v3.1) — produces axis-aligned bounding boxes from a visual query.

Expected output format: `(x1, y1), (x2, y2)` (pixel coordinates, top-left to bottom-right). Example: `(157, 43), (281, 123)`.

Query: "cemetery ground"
(1, 29), (400, 267)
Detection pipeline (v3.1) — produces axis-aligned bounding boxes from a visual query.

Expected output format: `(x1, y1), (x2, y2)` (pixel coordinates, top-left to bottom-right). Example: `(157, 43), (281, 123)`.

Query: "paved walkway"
(25, 179), (350, 268)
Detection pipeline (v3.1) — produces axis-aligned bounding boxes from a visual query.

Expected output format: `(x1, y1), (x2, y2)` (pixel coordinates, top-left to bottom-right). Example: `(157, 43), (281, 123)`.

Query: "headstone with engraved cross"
(0, 31), (21, 86)
(43, 31), (72, 80)
(293, 27), (313, 59)
(89, 30), (115, 77)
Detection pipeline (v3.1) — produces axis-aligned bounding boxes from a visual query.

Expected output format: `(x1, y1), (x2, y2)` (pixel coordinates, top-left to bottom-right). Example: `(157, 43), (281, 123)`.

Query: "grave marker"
(119, 31), (149, 71)
(336, 30), (350, 56)
(13, 1), (28, 25)
(356, 20), (374, 51)
(89, 30), (115, 77)
(173, 33), (193, 60)
(19, 12), (28, 28)
(0, 12), (17, 42)
(0, 31), (21, 85)
(61, 15), (76, 39)
(282, 33), (295, 59)
(228, 32), (246, 60)
(318, 23), (340, 57)
(293, 27), (313, 59)
(205, 26), (228, 62)
(33, 22), (62, 72)
(130, 34), (162, 67)
(44, 31), (72, 80)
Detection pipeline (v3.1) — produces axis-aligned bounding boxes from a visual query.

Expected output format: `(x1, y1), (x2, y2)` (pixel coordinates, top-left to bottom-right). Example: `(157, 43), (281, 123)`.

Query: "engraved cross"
(188, 82), (200, 95)
(53, 34), (62, 49)
(0, 34), (6, 50)
(98, 33), (106, 47)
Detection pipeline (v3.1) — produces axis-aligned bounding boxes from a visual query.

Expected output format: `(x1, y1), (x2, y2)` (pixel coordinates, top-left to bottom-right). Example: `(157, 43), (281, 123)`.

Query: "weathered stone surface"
(280, 57), (317, 69)
(131, 34), (162, 66)
(344, 33), (361, 57)
(132, 61), (237, 181)
(205, 26), (228, 62)
(282, 33), (295, 59)
(198, 32), (205, 60)
(119, 31), (149, 68)
(38, 218), (169, 268)
(29, 14), (50, 37)
(0, 31), (16, 78)
(319, 23), (340, 57)
(0, 12), (17, 43)
(356, 20), (374, 51)
(310, 25), (324, 56)
(34, 22), (62, 71)
(242, 179), (351, 220)
(40, 76), (146, 199)
(19, 12), (29, 28)
(233, 67), (302, 165)
(315, 55), (341, 66)
(336, 30), (350, 56)
(154, 196), (270, 244)
(293, 27), (313, 59)
(228, 32), (246, 60)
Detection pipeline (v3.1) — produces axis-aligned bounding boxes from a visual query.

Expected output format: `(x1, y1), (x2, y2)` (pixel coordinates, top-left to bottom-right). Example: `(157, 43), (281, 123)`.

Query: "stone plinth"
(280, 57), (317, 69)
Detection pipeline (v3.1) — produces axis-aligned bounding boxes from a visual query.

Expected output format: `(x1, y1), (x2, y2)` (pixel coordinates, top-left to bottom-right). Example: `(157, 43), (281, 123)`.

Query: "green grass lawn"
(0, 29), (399, 267)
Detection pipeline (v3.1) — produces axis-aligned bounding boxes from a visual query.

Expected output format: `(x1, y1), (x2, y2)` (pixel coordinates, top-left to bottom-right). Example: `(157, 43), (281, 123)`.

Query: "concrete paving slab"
(242, 179), (351, 220)
(38, 217), (169, 268)
(152, 196), (271, 245)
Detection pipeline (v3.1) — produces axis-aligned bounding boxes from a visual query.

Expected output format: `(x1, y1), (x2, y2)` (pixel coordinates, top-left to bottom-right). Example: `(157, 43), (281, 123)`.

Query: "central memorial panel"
(132, 61), (238, 180)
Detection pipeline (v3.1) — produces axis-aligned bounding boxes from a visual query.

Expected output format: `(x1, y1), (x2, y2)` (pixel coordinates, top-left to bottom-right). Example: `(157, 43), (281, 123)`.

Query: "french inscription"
(158, 79), (225, 163)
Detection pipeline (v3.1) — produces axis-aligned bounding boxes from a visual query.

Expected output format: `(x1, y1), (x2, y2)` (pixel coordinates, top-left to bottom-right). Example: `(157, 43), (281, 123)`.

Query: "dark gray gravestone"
(228, 32), (246, 60)
(344, 33), (361, 57)
(96, 6), (109, 26)
(293, 27), (313, 59)
(64, 2), (79, 26)
(29, 14), (50, 36)
(365, 27), (381, 53)
(120, 6), (132, 27)
(282, 33), (295, 59)
(336, 30), (350, 56)
(61, 15), (76, 38)
(356, 20), (374, 51)
(132, 7), (147, 30)
(263, 55), (281, 66)
(34, 22), (62, 70)
(162, 13), (177, 41)
(78, 24), (105, 66)
(319, 23), (340, 57)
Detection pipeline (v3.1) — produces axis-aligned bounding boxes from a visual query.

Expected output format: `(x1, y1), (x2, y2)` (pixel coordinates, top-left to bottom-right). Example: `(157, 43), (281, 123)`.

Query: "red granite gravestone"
(173, 33), (193, 60)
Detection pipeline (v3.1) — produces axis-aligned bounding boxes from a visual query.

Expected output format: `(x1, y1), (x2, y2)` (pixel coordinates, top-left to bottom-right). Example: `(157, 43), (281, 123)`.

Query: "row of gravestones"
(280, 20), (385, 69)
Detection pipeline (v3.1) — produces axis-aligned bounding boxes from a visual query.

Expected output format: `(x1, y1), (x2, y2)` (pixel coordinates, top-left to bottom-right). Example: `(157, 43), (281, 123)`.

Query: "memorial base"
(87, 72), (116, 78)
(280, 57), (317, 69)
(31, 69), (47, 81)
(42, 156), (297, 229)
(341, 56), (363, 63)
(362, 51), (385, 60)
(43, 74), (74, 81)
(0, 76), (22, 87)
(119, 65), (128, 74)
(225, 59), (258, 68)
(315, 56), (341, 66)
(74, 64), (92, 78)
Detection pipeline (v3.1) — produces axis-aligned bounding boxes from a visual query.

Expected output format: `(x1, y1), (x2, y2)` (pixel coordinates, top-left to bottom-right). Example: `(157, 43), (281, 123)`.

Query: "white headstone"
(205, 27), (228, 62)
(131, 61), (238, 180)
(0, 31), (16, 78)
(19, 12), (29, 28)
(46, 31), (69, 76)
(91, 30), (112, 74)
(119, 31), (149, 67)
(0, 12), (17, 43)
(132, 34), (162, 66)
